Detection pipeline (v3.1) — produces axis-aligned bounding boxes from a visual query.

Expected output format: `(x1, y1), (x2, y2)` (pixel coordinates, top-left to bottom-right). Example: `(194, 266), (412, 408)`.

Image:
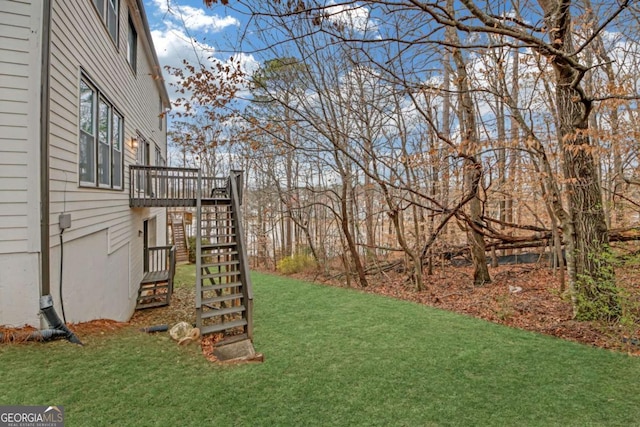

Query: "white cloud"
(150, 0), (239, 33)
(151, 26), (215, 97)
(324, 2), (378, 35)
(146, 1), (258, 104)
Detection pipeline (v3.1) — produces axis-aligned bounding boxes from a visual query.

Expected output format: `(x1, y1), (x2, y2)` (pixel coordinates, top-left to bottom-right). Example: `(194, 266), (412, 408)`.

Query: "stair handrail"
(195, 169), (203, 318)
(229, 170), (253, 339)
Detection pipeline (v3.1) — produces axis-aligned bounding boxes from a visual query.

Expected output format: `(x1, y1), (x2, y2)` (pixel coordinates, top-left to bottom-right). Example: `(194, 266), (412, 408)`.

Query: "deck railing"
(130, 165), (229, 207)
(145, 245), (176, 276)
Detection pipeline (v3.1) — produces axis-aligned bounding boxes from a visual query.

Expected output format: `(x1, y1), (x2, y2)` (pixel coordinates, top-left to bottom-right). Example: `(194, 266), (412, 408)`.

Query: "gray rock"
(213, 339), (256, 361)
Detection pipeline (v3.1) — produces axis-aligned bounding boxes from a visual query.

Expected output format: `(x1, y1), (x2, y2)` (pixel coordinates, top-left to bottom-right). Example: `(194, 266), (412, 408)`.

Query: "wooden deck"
(129, 165), (230, 208)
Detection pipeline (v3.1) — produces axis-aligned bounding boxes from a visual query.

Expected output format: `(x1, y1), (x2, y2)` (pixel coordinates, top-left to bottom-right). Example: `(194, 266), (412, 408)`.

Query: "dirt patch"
(69, 319), (129, 336)
(129, 286), (196, 329)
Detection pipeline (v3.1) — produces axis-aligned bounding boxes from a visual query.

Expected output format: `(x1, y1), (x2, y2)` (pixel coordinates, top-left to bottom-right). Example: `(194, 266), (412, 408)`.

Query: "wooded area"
(169, 0), (640, 321)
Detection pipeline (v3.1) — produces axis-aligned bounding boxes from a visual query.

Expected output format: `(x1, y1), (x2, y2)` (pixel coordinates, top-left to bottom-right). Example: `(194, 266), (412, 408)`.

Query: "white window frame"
(93, 0), (119, 44)
(78, 75), (124, 190)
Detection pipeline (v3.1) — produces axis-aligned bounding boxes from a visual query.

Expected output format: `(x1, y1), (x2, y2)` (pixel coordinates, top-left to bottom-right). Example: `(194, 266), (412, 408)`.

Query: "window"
(93, 0), (119, 43)
(135, 135), (150, 192)
(136, 136), (149, 166)
(154, 145), (166, 167)
(112, 112), (123, 188)
(159, 96), (163, 130)
(127, 15), (137, 72)
(79, 81), (95, 184)
(155, 145), (166, 196)
(79, 76), (124, 189)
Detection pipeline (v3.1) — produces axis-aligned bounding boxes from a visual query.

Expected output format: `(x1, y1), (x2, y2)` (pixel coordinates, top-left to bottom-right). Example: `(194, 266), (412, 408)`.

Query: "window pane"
(112, 113), (123, 188)
(79, 131), (95, 184)
(98, 101), (111, 186)
(79, 81), (94, 135)
(98, 101), (109, 143)
(136, 136), (145, 164)
(112, 112), (122, 152)
(107, 0), (117, 42)
(94, 0), (105, 18)
(135, 136), (145, 191)
(112, 153), (122, 188)
(128, 17), (137, 71)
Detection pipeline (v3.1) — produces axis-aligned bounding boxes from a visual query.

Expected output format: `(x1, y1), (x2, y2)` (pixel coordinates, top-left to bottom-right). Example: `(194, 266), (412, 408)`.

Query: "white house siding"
(0, 0), (43, 326)
(44, 0), (168, 324)
(49, 230), (132, 322)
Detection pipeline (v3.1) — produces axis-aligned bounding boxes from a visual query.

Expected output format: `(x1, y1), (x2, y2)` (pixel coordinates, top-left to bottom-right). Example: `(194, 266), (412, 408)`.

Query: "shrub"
(187, 237), (210, 264)
(277, 253), (316, 275)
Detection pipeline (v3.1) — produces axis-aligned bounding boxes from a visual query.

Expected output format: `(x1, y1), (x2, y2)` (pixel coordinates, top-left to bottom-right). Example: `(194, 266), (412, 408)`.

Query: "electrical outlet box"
(59, 213), (71, 230)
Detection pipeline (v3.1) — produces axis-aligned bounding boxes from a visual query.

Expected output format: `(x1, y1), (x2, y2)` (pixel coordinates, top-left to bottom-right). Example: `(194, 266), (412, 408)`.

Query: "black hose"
(40, 295), (82, 345)
(0, 329), (67, 343)
(59, 230), (66, 323)
(140, 325), (169, 333)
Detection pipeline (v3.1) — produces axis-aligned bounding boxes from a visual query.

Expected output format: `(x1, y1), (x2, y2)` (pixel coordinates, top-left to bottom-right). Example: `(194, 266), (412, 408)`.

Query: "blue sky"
(142, 0), (384, 103)
(143, 0), (259, 101)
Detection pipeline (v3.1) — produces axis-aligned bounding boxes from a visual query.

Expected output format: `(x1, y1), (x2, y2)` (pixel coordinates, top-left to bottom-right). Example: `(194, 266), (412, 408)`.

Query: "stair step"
(136, 300), (169, 310)
(202, 260), (239, 269)
(201, 257), (238, 264)
(202, 232), (234, 236)
(202, 271), (241, 280)
(215, 333), (249, 346)
(137, 294), (168, 301)
(200, 318), (247, 335)
(201, 281), (242, 292)
(139, 283), (169, 291)
(202, 293), (243, 305)
(202, 242), (236, 250)
(201, 305), (246, 319)
(201, 250), (238, 257)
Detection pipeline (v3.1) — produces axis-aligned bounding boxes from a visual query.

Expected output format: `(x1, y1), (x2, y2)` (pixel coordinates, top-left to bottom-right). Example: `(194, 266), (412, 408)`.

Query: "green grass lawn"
(1, 269), (640, 426)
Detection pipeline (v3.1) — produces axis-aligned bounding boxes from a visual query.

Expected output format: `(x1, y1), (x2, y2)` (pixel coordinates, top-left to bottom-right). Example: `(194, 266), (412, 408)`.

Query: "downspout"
(40, 0), (51, 298)
(38, 0), (81, 345)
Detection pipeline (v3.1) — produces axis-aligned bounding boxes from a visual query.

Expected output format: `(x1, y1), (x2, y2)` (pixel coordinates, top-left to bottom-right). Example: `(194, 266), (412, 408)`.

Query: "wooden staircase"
(129, 167), (253, 340)
(195, 172), (253, 338)
(136, 245), (175, 309)
(171, 218), (189, 263)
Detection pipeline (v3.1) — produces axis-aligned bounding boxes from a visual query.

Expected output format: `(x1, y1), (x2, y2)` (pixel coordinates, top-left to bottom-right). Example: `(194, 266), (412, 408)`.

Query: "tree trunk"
(446, 0), (490, 285)
(540, 0), (618, 319)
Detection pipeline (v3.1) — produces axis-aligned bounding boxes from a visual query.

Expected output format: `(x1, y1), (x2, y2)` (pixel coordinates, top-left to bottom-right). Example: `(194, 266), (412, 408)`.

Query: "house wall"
(0, 0), (169, 326)
(46, 0), (169, 323)
(0, 0), (43, 326)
